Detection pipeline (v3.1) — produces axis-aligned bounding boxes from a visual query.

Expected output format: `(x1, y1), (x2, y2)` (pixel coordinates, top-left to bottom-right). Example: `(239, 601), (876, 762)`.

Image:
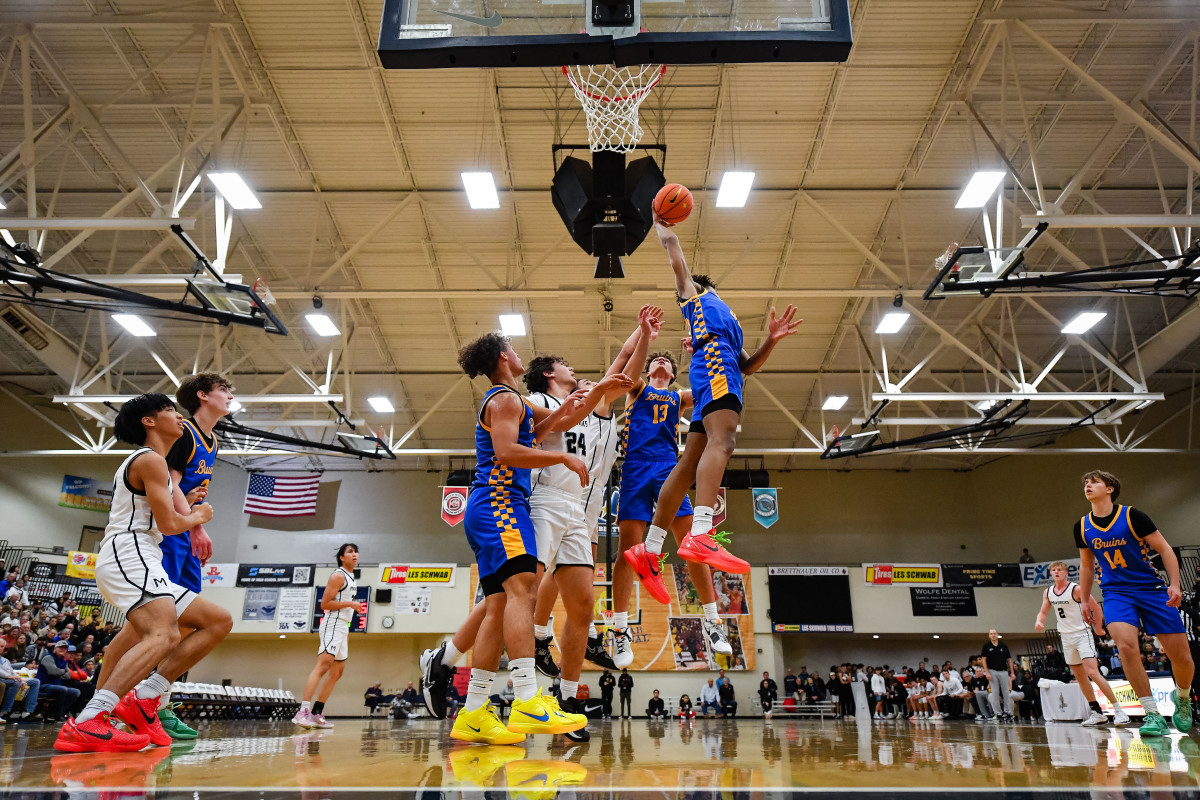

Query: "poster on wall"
(942, 564), (1023, 587)
(59, 475), (113, 512)
(378, 563), (456, 587)
(65, 551), (97, 580)
(864, 563), (942, 587)
(393, 585), (432, 615)
(236, 563), (315, 587)
(242, 588), (280, 621)
(276, 586), (313, 632)
(910, 587), (977, 616)
(1021, 558), (1081, 588)
(200, 563), (238, 588)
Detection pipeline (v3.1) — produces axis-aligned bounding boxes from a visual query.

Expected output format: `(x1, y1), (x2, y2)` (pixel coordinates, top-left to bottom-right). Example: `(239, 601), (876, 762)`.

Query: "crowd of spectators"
(0, 568), (118, 724)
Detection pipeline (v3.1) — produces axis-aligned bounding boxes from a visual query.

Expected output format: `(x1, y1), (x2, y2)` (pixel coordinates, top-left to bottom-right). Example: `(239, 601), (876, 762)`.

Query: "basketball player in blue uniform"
(448, 331), (626, 745)
(1075, 469), (1194, 736)
(627, 219), (800, 604)
(160, 372), (234, 739)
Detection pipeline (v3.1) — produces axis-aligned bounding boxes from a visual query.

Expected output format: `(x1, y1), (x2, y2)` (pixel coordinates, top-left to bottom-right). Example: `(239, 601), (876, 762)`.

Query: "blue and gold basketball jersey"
(1080, 505), (1161, 591)
(621, 381), (682, 462)
(680, 289), (745, 410)
(471, 384), (536, 499)
(176, 419), (218, 497)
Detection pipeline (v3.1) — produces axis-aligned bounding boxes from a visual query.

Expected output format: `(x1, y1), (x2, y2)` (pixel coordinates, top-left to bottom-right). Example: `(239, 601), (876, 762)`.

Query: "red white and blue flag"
(243, 473), (320, 517)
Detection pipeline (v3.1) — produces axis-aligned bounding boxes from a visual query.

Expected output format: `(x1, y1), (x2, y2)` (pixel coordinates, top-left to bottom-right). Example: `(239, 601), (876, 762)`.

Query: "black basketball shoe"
(584, 634), (617, 670)
(561, 696), (591, 742)
(535, 635), (561, 678)
(419, 642), (455, 719)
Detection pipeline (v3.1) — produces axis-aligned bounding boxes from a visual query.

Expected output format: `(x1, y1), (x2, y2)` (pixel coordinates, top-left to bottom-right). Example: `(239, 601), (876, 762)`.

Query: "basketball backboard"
(378, 0), (852, 68)
(187, 279), (288, 335)
(923, 222), (1048, 301)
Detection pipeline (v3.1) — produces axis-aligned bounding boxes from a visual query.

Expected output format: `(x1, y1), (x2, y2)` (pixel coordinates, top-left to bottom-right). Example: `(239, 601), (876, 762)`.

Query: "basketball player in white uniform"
(295, 544), (362, 729)
(56, 393), (233, 753)
(1035, 560), (1130, 726)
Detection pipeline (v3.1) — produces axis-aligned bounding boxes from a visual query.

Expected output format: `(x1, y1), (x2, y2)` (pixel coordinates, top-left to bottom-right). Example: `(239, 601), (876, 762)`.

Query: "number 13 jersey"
(1073, 505), (1161, 591)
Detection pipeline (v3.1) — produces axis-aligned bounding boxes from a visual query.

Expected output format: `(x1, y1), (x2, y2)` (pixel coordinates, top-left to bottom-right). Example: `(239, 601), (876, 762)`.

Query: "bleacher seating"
(171, 682), (299, 721)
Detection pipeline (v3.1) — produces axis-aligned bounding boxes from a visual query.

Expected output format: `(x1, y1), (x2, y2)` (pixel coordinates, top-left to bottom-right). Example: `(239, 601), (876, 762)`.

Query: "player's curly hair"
(646, 350), (677, 380)
(176, 372), (233, 415)
(458, 332), (510, 379)
(1082, 469), (1121, 502)
(522, 355), (566, 394)
(113, 393), (177, 446)
(692, 274), (717, 291)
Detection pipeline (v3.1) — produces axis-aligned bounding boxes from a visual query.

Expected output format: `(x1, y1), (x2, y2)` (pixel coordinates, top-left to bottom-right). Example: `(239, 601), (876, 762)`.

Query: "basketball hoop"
(563, 63), (667, 152)
(251, 278), (276, 306)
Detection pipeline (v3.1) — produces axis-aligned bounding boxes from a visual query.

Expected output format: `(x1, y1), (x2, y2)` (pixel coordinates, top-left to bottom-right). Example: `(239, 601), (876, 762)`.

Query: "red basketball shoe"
(623, 543), (671, 605)
(54, 712), (151, 753)
(114, 690), (172, 746)
(677, 530), (749, 574)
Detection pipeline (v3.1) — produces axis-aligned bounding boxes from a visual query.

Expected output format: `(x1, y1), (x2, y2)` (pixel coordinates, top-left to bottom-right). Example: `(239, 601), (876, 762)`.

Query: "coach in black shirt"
(981, 629), (1015, 721)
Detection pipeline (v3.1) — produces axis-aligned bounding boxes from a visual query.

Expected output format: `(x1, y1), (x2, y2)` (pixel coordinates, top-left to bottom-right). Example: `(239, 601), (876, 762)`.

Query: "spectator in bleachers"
(966, 656), (994, 720)
(0, 571), (16, 597)
(489, 679), (515, 715)
(804, 676), (822, 704)
(783, 668), (797, 700)
(393, 681), (419, 718)
(678, 693), (695, 719)
(1013, 669), (1040, 721)
(699, 678), (720, 716)
(599, 669), (615, 717)
(25, 636), (48, 666)
(941, 667), (971, 719)
(646, 689), (666, 717)
(5, 634), (27, 664)
(445, 682), (460, 719)
(718, 678), (738, 717)
(364, 683), (386, 716)
(5, 580), (28, 605)
(0, 653), (40, 721)
(63, 647), (94, 715)
(871, 667), (887, 719)
(35, 641), (81, 721)
(618, 668), (634, 718)
(715, 668), (729, 691)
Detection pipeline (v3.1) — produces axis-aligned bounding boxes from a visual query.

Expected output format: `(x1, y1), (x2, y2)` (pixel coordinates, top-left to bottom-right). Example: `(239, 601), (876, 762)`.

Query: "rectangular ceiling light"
(305, 313), (340, 337)
(499, 314), (526, 336)
(715, 171), (755, 208)
(0, 196), (5, 209)
(1061, 311), (1106, 335)
(367, 396), (395, 413)
(955, 170), (1006, 208)
(461, 172), (500, 209)
(875, 311), (910, 334)
(207, 172), (262, 210)
(112, 314), (156, 337)
(822, 395), (849, 411)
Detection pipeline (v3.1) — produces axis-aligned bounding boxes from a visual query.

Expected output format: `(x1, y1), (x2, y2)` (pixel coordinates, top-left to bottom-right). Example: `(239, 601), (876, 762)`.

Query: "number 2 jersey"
(1073, 505), (1161, 592)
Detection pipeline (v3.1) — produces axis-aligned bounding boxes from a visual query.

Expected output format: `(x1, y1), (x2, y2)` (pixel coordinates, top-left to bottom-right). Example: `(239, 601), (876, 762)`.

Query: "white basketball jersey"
(102, 448), (169, 546)
(322, 566), (358, 627)
(1048, 581), (1088, 634)
(582, 411), (620, 521)
(529, 392), (586, 498)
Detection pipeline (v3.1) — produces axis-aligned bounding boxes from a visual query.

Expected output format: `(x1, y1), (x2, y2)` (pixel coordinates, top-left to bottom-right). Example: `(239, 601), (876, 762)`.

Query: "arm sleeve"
(166, 434), (192, 472)
(1128, 507), (1158, 538)
(1073, 518), (1087, 548)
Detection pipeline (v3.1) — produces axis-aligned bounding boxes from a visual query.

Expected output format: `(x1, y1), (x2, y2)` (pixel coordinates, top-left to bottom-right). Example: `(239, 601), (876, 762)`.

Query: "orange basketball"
(653, 183), (693, 226)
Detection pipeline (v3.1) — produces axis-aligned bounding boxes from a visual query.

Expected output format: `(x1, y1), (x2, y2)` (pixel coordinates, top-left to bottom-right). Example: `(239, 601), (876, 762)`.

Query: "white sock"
(466, 668), (496, 712)
(613, 612), (629, 630)
(1140, 695), (1159, 715)
(444, 640), (464, 666)
(510, 657), (538, 702)
(136, 672), (172, 701)
(76, 689), (119, 724)
(645, 525), (668, 555)
(691, 506), (714, 536)
(301, 701), (311, 712)
(702, 602), (720, 623)
(588, 622), (598, 638)
(160, 689), (173, 706)
(534, 624), (552, 641)
(560, 678), (579, 700)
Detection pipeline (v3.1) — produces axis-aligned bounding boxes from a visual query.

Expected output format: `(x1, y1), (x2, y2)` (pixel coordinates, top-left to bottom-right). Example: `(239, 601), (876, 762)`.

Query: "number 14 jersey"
(1073, 505), (1162, 591)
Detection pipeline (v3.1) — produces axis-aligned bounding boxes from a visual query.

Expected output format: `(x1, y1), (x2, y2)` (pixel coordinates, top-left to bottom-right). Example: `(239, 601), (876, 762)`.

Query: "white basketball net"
(563, 64), (666, 152)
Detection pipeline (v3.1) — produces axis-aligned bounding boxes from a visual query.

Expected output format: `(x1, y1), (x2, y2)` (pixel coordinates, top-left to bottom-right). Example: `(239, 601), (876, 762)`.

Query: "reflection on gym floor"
(3, 717), (1199, 796)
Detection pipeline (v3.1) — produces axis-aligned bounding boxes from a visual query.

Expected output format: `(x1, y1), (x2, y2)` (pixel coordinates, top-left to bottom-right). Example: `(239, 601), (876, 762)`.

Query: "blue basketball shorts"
(159, 531), (203, 594)
(688, 339), (744, 420)
(1102, 586), (1186, 635)
(464, 487), (537, 595)
(617, 460), (693, 523)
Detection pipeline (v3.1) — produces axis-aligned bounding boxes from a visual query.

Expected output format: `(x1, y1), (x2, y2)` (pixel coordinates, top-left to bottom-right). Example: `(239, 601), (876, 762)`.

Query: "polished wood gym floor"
(3, 716), (1199, 797)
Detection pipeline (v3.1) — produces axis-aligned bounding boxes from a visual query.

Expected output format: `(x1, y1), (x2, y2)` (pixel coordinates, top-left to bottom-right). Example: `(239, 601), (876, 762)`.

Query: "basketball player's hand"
(767, 305), (803, 341)
(193, 503), (214, 525)
(562, 454), (590, 488)
(185, 486), (207, 505)
(647, 315), (663, 341)
(1082, 606), (1095, 626)
(1034, 620), (1044, 631)
(191, 526), (213, 564)
(638, 304), (664, 334)
(565, 387), (589, 409)
(597, 373), (634, 393)
(1167, 584), (1183, 608)
(654, 219), (679, 246)
(680, 337), (693, 355)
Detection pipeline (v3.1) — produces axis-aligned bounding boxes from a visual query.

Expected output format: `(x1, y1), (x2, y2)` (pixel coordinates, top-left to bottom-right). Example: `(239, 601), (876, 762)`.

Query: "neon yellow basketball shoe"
(507, 690), (587, 735)
(451, 703), (527, 745)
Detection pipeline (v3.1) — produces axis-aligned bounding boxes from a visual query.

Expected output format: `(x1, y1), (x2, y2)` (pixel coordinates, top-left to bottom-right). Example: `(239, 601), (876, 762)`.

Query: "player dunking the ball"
(1034, 560), (1130, 727)
(294, 543), (363, 729)
(625, 218), (800, 610)
(1076, 469), (1194, 736)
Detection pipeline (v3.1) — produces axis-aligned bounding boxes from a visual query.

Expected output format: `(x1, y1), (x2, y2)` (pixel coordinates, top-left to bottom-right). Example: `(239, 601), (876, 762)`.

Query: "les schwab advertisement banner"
(379, 564), (456, 587)
(863, 563), (942, 587)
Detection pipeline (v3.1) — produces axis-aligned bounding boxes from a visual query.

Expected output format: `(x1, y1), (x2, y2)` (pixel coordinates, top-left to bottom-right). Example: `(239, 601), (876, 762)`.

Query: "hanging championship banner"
(752, 488), (778, 528)
(441, 486), (467, 527)
(713, 487), (727, 527)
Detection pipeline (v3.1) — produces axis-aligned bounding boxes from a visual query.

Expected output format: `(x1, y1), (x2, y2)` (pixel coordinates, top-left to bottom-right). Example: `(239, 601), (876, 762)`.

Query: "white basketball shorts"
(96, 532), (195, 616)
(530, 486), (593, 570)
(317, 621), (350, 661)
(1060, 628), (1097, 666)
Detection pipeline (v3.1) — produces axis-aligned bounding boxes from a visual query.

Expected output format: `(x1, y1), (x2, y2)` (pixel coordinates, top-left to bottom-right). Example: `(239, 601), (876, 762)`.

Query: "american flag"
(243, 473), (320, 517)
